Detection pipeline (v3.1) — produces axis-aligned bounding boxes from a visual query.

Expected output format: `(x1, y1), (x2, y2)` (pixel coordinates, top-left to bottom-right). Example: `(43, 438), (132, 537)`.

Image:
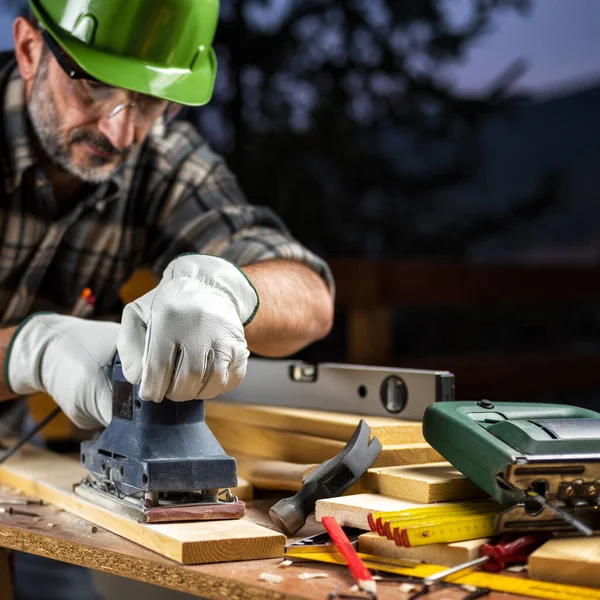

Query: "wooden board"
(362, 462), (487, 503)
(315, 493), (428, 529)
(234, 455), (316, 491)
(233, 454), (367, 495)
(529, 537), (600, 588)
(208, 418), (443, 467)
(371, 444), (444, 468)
(358, 532), (489, 567)
(0, 445), (283, 565)
(206, 402), (425, 445)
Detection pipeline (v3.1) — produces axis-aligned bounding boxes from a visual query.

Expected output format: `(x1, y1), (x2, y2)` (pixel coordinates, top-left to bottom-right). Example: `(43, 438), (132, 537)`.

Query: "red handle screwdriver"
(422, 532), (551, 586)
(479, 532), (551, 572)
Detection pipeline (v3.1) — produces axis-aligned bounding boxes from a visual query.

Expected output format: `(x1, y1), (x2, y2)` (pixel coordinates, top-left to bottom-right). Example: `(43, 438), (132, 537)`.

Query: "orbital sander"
(74, 353), (245, 523)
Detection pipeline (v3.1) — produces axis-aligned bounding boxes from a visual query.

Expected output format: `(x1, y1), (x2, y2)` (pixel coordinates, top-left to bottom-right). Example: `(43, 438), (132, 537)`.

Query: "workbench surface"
(0, 484), (530, 600)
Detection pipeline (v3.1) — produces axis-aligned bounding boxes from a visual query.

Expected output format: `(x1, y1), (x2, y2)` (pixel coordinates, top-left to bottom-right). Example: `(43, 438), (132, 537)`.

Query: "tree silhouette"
(192, 0), (536, 258)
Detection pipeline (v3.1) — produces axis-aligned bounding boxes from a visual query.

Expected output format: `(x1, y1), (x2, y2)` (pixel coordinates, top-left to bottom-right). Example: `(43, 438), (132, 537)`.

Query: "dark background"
(1, 0), (600, 404)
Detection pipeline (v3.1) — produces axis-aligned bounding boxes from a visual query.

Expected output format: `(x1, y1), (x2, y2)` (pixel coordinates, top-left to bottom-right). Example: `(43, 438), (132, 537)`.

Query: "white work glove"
(117, 254), (259, 402)
(5, 313), (119, 429)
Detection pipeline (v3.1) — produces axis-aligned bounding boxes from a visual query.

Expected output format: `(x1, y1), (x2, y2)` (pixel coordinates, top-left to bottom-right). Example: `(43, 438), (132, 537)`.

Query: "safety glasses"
(41, 30), (181, 126)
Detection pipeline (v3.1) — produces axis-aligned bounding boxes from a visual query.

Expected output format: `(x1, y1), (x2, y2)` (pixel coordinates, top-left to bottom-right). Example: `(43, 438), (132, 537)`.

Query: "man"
(0, 1), (334, 598)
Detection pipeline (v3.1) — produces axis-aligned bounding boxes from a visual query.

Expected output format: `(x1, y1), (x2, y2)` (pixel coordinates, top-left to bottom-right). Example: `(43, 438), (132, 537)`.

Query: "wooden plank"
(528, 537), (600, 588)
(234, 455), (316, 492)
(233, 478), (254, 501)
(209, 419), (442, 467)
(206, 402), (424, 445)
(358, 532), (489, 567)
(315, 493), (428, 530)
(0, 445), (282, 565)
(362, 463), (487, 503)
(369, 444), (443, 468)
(233, 455), (367, 495)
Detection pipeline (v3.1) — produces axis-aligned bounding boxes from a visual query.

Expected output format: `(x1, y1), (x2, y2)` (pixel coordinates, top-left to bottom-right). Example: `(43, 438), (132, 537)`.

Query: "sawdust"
(277, 559), (293, 568)
(506, 564), (528, 573)
(259, 572), (283, 584)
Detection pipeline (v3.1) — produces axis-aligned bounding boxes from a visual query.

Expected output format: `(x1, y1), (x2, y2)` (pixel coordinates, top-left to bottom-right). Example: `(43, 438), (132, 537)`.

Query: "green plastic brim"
(35, 14), (216, 106)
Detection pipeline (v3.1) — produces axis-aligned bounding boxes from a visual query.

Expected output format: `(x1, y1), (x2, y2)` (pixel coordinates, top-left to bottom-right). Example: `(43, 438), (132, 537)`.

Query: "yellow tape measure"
(399, 513), (498, 547)
(372, 506), (500, 547)
(369, 499), (502, 535)
(290, 551), (600, 600)
(381, 507), (499, 539)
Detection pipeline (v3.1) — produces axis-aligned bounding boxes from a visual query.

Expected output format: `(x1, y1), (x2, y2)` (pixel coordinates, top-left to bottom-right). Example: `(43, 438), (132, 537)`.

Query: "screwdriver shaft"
(0, 507), (40, 517)
(422, 556), (489, 585)
(0, 498), (42, 506)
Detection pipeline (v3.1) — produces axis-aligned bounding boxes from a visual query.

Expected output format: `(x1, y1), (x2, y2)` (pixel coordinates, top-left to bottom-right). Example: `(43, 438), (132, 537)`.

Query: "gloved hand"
(5, 313), (119, 428)
(117, 254), (259, 402)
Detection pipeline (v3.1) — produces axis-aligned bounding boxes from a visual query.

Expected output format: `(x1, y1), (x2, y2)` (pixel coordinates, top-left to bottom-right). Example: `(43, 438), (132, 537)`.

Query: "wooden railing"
(328, 259), (600, 401)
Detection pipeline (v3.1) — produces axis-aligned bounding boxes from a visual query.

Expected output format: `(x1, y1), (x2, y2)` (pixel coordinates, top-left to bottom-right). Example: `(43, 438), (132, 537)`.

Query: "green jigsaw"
(423, 400), (600, 535)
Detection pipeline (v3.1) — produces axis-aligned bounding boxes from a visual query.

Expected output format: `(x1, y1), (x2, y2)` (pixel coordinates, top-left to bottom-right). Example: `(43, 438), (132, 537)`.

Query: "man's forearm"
(242, 260), (334, 357)
(0, 326), (18, 401)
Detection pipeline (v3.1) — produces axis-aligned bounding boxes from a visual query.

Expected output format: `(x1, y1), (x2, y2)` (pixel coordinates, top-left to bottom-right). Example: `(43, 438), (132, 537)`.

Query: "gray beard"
(27, 61), (116, 184)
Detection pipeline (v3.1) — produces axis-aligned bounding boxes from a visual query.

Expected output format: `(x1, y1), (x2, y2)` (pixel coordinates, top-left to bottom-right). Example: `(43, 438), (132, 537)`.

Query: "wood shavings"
(506, 564), (528, 573)
(278, 559), (293, 568)
(259, 573), (283, 584)
(46, 523), (55, 528)
(398, 583), (419, 594)
(298, 572), (328, 580)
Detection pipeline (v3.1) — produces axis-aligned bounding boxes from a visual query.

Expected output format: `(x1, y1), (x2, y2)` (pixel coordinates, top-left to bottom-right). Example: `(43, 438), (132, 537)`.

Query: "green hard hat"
(28, 0), (219, 106)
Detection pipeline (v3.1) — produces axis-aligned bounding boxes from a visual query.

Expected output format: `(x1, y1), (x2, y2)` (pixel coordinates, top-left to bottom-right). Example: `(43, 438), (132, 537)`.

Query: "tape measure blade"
(388, 508), (501, 543)
(384, 506), (501, 526)
(458, 571), (600, 600)
(289, 551), (600, 600)
(375, 501), (500, 526)
(404, 514), (497, 547)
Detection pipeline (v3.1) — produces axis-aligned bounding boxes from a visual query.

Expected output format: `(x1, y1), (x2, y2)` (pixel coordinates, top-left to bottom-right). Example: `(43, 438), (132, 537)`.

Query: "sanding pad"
(144, 500), (246, 523)
(74, 483), (246, 523)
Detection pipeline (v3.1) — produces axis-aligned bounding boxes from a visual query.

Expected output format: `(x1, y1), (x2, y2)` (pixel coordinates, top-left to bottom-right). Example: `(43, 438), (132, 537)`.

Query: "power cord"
(0, 406), (62, 466)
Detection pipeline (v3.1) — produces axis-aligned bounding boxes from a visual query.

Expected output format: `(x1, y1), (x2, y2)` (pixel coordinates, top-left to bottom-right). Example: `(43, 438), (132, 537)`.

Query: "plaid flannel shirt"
(0, 57), (333, 328)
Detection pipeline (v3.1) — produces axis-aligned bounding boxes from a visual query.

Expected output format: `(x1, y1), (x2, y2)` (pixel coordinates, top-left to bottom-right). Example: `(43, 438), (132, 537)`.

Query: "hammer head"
(269, 420), (382, 537)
